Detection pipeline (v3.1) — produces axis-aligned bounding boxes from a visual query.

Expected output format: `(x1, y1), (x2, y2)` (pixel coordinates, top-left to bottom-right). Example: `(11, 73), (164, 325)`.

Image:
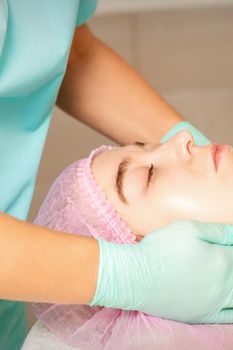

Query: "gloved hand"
(90, 220), (233, 324)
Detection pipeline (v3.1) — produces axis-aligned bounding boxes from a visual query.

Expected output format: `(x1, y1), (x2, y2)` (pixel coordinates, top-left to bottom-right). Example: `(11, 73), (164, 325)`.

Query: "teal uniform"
(0, 1), (96, 348)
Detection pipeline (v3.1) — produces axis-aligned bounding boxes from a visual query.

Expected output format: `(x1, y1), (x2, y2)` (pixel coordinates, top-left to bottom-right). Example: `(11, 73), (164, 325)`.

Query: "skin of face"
(91, 130), (233, 237)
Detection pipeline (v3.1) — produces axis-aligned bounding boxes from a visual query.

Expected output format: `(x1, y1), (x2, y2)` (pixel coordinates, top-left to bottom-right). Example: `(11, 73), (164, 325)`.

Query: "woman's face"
(92, 130), (233, 236)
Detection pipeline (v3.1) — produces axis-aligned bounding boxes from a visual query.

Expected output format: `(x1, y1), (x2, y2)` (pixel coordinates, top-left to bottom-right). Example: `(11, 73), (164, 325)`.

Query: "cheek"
(149, 173), (207, 221)
(124, 169), (147, 201)
(161, 172), (232, 225)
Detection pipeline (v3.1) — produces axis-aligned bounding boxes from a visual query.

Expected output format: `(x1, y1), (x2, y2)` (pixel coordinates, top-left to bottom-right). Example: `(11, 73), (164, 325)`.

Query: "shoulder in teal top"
(0, 1), (96, 349)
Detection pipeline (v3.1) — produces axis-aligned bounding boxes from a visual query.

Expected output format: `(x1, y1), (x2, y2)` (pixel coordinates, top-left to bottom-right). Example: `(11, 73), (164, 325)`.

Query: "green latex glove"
(90, 220), (233, 324)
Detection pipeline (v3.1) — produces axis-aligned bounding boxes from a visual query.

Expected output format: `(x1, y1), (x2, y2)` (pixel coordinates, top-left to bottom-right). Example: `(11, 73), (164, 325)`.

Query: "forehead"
(92, 144), (141, 169)
(93, 147), (121, 168)
(91, 148), (120, 203)
(91, 147), (124, 187)
(91, 145), (141, 197)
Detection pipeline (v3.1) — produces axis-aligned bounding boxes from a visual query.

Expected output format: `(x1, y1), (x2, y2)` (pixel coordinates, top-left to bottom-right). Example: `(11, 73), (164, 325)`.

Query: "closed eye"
(135, 141), (145, 147)
(147, 164), (154, 185)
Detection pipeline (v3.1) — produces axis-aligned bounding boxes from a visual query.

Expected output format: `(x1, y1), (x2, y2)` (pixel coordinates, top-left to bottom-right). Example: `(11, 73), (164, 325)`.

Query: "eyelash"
(135, 141), (145, 146)
(147, 164), (154, 185)
(135, 142), (154, 185)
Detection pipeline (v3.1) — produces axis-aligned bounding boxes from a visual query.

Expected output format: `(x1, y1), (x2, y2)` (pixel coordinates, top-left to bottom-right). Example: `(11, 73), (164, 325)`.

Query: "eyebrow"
(116, 157), (132, 204)
(115, 142), (144, 204)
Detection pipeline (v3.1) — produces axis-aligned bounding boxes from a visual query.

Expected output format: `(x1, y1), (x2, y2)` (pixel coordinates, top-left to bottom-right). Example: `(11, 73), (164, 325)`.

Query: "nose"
(169, 130), (194, 160)
(146, 130), (194, 162)
(143, 130), (195, 163)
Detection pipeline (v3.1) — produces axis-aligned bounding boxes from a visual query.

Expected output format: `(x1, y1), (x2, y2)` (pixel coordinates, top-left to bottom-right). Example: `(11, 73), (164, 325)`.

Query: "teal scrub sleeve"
(76, 0), (97, 27)
(0, 0), (8, 56)
(0, 1), (91, 349)
(0, 302), (28, 350)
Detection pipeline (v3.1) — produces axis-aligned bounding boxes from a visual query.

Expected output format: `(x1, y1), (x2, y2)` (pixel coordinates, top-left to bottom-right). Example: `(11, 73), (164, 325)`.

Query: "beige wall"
(97, 0), (233, 14)
(26, 4), (233, 327)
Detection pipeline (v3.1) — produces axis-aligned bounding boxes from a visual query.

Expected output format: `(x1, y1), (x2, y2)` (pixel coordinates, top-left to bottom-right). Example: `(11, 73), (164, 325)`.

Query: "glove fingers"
(216, 308), (233, 323)
(200, 223), (233, 246)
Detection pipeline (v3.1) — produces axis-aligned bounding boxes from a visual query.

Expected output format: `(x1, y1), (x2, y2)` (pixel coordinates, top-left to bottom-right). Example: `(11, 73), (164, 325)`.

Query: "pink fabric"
(32, 146), (233, 350)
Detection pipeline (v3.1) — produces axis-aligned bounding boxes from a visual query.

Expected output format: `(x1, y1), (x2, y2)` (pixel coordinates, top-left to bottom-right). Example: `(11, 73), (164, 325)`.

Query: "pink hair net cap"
(32, 146), (233, 350)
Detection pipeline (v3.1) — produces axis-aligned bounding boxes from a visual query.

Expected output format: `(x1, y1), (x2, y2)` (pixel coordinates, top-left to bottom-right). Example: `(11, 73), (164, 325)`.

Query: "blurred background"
(27, 0), (233, 327)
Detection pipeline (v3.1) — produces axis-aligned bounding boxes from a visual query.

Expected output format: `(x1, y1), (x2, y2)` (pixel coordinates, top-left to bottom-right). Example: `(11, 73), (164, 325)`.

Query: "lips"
(211, 143), (230, 171)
